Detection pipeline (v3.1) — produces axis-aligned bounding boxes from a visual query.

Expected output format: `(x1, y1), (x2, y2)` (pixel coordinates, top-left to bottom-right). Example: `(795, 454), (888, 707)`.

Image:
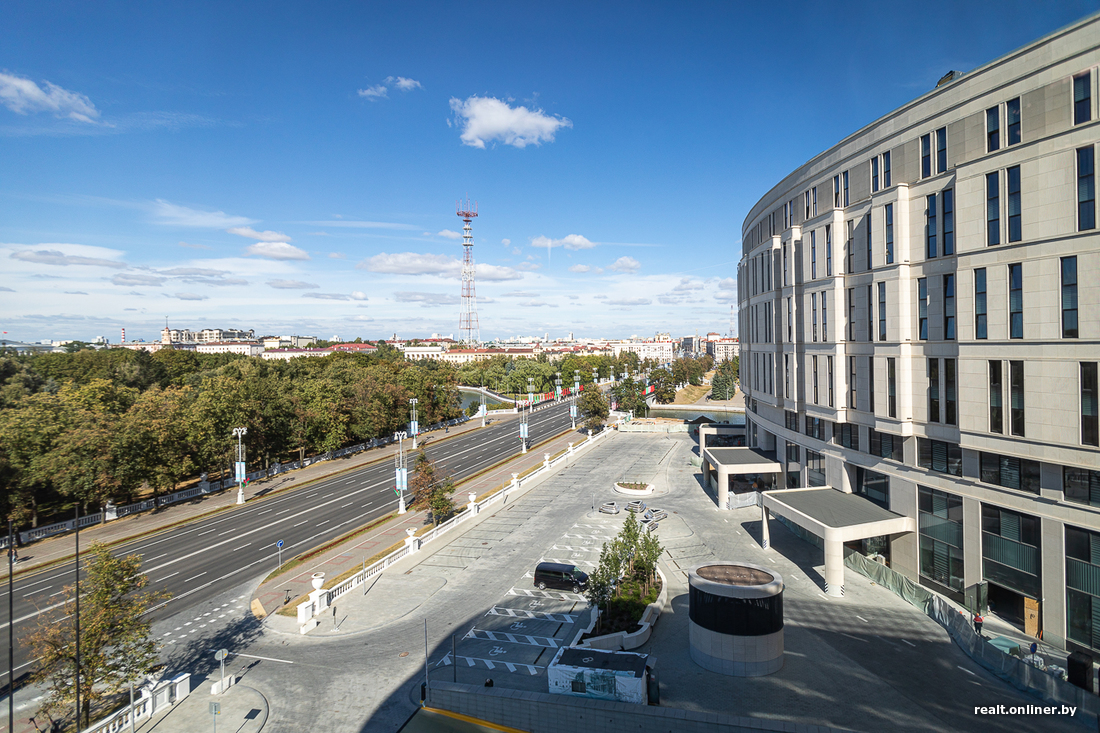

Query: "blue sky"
(1, 1), (1096, 343)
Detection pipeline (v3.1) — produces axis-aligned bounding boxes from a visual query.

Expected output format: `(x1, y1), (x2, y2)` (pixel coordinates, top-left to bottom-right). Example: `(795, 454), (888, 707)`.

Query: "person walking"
(973, 612), (984, 637)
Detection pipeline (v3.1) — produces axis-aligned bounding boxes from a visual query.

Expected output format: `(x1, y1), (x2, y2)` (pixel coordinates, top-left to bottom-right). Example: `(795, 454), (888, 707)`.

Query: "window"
(833, 174), (841, 207)
(1066, 468), (1100, 507)
(1006, 98), (1020, 146)
(884, 203), (894, 264)
(986, 106), (1000, 152)
(942, 189), (954, 255)
(883, 151), (891, 187)
(868, 356), (875, 415)
(811, 293), (817, 342)
(827, 356), (834, 407)
(928, 358), (940, 423)
(918, 278), (928, 340)
(843, 170), (849, 206)
(785, 410), (799, 432)
(1084, 363), (1099, 447)
(1010, 360), (1025, 437)
(878, 282), (887, 341)
(849, 356), (857, 409)
(918, 438), (962, 476)
(783, 243), (788, 286)
(936, 126), (947, 173)
(836, 422), (860, 451)
(846, 220), (854, 273)
(1079, 147), (1096, 231)
(812, 355), (818, 404)
(787, 297), (792, 342)
(1063, 256), (1078, 338)
(887, 358), (897, 418)
(921, 133), (932, 178)
(867, 212), (873, 271)
(1066, 526), (1100, 653)
(980, 453), (1040, 494)
(812, 187), (818, 216)
(943, 274), (955, 340)
(945, 359), (957, 426)
(804, 190), (811, 220)
(784, 354), (791, 399)
(987, 172), (1000, 246)
(855, 467), (889, 510)
(805, 450), (826, 487)
(848, 288), (855, 341)
(871, 157), (879, 192)
(1009, 263), (1023, 339)
(975, 268), (988, 339)
(867, 284), (874, 343)
(926, 193), (937, 258)
(810, 230), (817, 280)
(825, 224), (832, 276)
(990, 360), (1003, 434)
(981, 504), (1041, 599)
(1007, 165), (1021, 242)
(1074, 72), (1092, 125)
(822, 294), (828, 341)
(786, 442), (801, 488)
(919, 487), (964, 593)
(805, 416), (825, 441)
(870, 429), (903, 462)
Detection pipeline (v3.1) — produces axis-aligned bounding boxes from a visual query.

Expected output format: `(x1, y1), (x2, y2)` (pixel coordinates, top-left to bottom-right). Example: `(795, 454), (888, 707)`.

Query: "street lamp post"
(395, 431), (408, 514)
(232, 427), (247, 505)
(409, 398), (419, 449)
(555, 372), (562, 401)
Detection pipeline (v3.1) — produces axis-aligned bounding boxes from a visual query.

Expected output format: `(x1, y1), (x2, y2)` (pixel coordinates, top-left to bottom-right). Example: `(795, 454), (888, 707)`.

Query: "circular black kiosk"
(687, 562), (784, 676)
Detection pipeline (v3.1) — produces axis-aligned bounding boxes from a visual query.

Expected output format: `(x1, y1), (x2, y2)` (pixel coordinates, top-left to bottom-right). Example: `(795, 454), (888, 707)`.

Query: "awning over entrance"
(701, 447), (780, 509)
(761, 488), (915, 598)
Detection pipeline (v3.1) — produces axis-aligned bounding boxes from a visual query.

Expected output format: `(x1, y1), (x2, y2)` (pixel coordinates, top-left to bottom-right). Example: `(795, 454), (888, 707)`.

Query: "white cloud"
(227, 226), (291, 242)
(394, 291), (460, 305)
(64, 291), (88, 295)
(607, 297), (651, 306)
(178, 241), (213, 250)
(0, 72), (100, 123)
(531, 234), (595, 250)
(361, 252), (459, 276)
(358, 84), (388, 101)
(303, 293), (352, 300)
(350, 291), (367, 301)
(298, 220), (419, 230)
(246, 242), (310, 260)
(673, 278), (705, 292)
(608, 256), (640, 274)
(389, 76), (422, 91)
(267, 279), (319, 289)
(717, 277), (737, 291)
(328, 252), (346, 259)
(111, 273), (165, 286)
(437, 229), (462, 240)
(501, 291), (539, 298)
(0, 286), (13, 292)
(512, 248), (521, 255)
(449, 96), (572, 149)
(568, 264), (591, 273)
(11, 249), (126, 268)
(478, 264), (523, 281)
(501, 238), (511, 246)
(169, 292), (208, 301)
(159, 267), (226, 277)
(152, 200), (255, 228)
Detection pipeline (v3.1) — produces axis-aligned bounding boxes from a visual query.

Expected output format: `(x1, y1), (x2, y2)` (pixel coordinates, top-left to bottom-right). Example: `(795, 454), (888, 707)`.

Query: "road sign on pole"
(276, 539), (284, 567)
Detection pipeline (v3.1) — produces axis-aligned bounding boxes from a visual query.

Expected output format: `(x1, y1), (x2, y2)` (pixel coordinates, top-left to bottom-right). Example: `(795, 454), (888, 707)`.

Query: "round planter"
(613, 482), (654, 496)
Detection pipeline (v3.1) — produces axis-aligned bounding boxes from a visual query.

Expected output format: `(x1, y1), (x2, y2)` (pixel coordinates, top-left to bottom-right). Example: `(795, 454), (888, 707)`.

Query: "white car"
(598, 501), (620, 515)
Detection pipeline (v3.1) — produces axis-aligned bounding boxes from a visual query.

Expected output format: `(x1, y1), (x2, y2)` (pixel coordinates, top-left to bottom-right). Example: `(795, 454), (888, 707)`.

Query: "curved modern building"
(736, 13), (1099, 655)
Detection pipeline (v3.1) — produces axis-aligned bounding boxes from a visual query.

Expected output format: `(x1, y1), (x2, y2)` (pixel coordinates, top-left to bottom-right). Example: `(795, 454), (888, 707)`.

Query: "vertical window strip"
(944, 274), (956, 341)
(987, 106), (1000, 152)
(987, 172), (1000, 246)
(848, 288), (855, 341)
(1074, 72), (1092, 126)
(843, 170), (849, 207)
(1009, 264), (1023, 339)
(918, 278), (928, 340)
(990, 360), (1003, 434)
(1010, 360), (1025, 437)
(878, 282), (886, 341)
(868, 356), (875, 415)
(883, 151), (892, 187)
(946, 358), (957, 426)
(943, 189), (954, 255)
(811, 230), (817, 280)
(813, 355), (819, 405)
(811, 293), (817, 342)
(846, 220), (854, 273)
(885, 203), (894, 264)
(888, 358), (897, 418)
(927, 193), (938, 258)
(1080, 147), (1096, 231)
(849, 356), (857, 409)
(872, 157), (879, 192)
(867, 211), (872, 270)
(929, 358), (940, 423)
(1083, 362), (1099, 447)
(1063, 256), (1079, 339)
(1007, 166), (1022, 242)
(936, 127), (947, 173)
(822, 294), (828, 341)
(867, 284), (873, 343)
(1006, 98), (1021, 146)
(921, 134), (931, 178)
(828, 356), (834, 408)
(975, 268), (988, 339)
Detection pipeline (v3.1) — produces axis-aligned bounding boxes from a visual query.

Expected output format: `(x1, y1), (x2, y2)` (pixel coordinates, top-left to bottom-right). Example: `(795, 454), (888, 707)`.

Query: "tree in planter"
(583, 550), (618, 634)
(637, 530), (664, 595)
(28, 543), (168, 730)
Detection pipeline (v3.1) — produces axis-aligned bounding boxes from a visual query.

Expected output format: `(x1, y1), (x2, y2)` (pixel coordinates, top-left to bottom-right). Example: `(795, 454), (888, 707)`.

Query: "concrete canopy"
(701, 446), (780, 510)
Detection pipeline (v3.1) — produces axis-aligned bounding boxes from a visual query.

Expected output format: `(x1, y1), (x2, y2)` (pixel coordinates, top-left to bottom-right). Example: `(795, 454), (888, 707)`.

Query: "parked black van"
(534, 562), (588, 592)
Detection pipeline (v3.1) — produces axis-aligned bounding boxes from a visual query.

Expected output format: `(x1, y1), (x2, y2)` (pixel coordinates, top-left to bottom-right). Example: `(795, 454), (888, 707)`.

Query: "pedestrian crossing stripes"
(486, 606), (576, 623)
(507, 587), (586, 601)
(464, 628), (562, 648)
(435, 652), (542, 675)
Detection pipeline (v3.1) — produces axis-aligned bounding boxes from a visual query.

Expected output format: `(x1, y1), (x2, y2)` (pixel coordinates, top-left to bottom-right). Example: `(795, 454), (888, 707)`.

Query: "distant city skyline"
(1, 1), (1094, 342)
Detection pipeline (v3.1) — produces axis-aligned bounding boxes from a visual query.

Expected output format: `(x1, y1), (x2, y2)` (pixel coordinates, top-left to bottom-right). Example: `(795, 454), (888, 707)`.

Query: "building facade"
(737, 15), (1099, 653)
(195, 341), (264, 356)
(706, 338), (740, 363)
(612, 340), (675, 363)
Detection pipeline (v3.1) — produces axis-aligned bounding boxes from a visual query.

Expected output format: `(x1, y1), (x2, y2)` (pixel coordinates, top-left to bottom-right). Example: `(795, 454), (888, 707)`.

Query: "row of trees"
(710, 356), (739, 401)
(584, 512), (663, 634)
(455, 352), (646, 395)
(0, 348), (462, 528)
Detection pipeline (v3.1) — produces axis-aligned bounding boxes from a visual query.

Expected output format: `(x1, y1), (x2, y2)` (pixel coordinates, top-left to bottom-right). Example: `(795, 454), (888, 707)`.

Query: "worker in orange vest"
(973, 612), (984, 637)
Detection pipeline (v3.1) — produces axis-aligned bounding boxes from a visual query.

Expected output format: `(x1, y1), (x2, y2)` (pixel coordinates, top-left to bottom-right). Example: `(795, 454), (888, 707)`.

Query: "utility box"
(547, 647), (652, 705)
(1068, 651), (1094, 692)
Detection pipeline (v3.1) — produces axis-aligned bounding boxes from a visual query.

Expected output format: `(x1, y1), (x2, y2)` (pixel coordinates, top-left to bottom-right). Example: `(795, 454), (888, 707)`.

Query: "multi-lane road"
(2, 398), (578, 675)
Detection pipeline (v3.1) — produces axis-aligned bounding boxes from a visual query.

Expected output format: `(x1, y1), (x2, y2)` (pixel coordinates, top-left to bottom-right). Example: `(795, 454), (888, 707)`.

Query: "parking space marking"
(561, 534), (614, 541)
(486, 606), (577, 623)
(550, 545), (602, 553)
(464, 628), (563, 648)
(572, 524), (618, 530)
(540, 557), (597, 568)
(508, 587), (586, 602)
(436, 652), (542, 675)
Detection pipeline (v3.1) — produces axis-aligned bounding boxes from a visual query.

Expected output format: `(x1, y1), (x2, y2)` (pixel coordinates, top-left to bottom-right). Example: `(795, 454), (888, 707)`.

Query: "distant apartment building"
(262, 335), (318, 350)
(736, 15), (1100, 654)
(328, 343), (378, 354)
(196, 341), (264, 357)
(612, 340), (675, 363)
(261, 348), (332, 361)
(706, 338), (740, 363)
(162, 326), (255, 345)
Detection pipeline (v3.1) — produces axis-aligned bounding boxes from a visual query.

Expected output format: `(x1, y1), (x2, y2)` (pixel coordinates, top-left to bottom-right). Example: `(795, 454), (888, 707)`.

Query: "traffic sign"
(276, 540), (284, 549)
(210, 702), (220, 714)
(215, 648), (228, 661)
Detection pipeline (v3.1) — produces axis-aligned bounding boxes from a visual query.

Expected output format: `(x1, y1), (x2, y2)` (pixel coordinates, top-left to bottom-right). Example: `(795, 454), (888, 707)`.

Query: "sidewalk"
(141, 682), (268, 733)
(253, 421), (593, 629)
(0, 413), (514, 580)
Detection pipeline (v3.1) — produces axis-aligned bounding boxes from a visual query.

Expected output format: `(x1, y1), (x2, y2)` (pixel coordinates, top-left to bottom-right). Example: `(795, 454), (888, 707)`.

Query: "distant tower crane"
(457, 197), (480, 344)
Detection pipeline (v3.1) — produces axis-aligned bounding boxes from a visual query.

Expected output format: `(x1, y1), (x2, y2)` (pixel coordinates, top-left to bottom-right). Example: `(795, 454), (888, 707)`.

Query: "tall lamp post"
(395, 431), (408, 514)
(233, 427), (247, 505)
(409, 398), (419, 450)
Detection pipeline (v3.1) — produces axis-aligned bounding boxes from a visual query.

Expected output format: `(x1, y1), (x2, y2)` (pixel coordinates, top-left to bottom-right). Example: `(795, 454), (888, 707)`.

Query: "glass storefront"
(918, 486), (965, 596)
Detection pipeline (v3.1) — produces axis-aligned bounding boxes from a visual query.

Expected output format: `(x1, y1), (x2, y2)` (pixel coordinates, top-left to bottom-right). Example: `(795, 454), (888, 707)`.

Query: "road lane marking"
(183, 572), (207, 583)
(232, 543), (251, 552)
(154, 572), (179, 583)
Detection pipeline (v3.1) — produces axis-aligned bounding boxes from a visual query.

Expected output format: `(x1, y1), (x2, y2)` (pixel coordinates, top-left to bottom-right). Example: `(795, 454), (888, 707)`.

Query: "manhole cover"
(399, 652), (409, 658)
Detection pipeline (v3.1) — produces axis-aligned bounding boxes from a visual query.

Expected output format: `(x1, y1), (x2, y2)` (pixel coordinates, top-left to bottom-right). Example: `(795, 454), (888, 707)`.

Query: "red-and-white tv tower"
(457, 197), (479, 344)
